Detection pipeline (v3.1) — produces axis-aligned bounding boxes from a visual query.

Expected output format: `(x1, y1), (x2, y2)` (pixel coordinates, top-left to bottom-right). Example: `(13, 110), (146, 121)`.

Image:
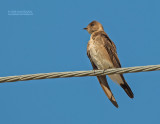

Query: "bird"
(84, 21), (134, 108)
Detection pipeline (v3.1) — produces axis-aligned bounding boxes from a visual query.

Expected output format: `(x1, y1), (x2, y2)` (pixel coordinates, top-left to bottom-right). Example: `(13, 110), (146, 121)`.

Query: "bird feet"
(103, 69), (106, 74)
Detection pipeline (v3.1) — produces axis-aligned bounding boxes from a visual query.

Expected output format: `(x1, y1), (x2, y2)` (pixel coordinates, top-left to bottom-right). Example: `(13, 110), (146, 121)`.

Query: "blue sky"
(1, 0), (160, 123)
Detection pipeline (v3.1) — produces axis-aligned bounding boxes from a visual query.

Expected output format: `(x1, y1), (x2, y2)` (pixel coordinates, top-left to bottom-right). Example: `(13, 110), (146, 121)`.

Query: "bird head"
(84, 21), (104, 34)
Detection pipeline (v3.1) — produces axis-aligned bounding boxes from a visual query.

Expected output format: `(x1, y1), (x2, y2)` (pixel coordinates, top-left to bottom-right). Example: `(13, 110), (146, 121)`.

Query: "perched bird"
(84, 21), (134, 108)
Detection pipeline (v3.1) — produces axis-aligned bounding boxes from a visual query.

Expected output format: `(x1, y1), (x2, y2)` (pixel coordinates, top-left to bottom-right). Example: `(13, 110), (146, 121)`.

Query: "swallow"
(84, 21), (134, 108)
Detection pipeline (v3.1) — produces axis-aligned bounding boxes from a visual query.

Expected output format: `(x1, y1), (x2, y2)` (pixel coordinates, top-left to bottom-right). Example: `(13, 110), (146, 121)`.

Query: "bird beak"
(83, 27), (88, 30)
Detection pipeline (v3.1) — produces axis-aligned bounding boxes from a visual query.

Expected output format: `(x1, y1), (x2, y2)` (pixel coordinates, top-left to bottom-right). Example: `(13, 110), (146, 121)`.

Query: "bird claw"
(103, 69), (106, 74)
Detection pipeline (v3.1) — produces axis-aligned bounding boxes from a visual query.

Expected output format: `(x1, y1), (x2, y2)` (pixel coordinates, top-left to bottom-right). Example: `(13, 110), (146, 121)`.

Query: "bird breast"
(88, 39), (113, 69)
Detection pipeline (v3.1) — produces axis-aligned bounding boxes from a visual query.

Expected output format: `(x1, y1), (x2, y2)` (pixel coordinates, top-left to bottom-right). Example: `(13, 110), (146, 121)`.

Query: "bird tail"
(97, 76), (118, 108)
(120, 82), (134, 98)
(108, 74), (134, 99)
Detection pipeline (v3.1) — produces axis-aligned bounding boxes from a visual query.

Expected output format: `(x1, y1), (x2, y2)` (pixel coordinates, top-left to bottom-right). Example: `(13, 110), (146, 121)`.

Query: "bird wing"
(100, 32), (134, 98)
(101, 32), (121, 68)
(87, 43), (119, 108)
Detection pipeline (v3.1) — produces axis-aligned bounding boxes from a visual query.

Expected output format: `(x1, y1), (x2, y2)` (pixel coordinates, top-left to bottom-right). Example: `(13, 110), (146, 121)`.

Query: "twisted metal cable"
(0, 64), (160, 83)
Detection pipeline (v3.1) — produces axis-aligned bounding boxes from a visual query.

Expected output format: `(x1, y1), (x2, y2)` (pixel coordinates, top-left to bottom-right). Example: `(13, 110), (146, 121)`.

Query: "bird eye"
(91, 23), (94, 26)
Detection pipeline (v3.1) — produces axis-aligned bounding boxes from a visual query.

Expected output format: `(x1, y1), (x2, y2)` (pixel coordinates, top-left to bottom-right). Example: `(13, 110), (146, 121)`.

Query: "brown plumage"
(84, 21), (134, 108)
